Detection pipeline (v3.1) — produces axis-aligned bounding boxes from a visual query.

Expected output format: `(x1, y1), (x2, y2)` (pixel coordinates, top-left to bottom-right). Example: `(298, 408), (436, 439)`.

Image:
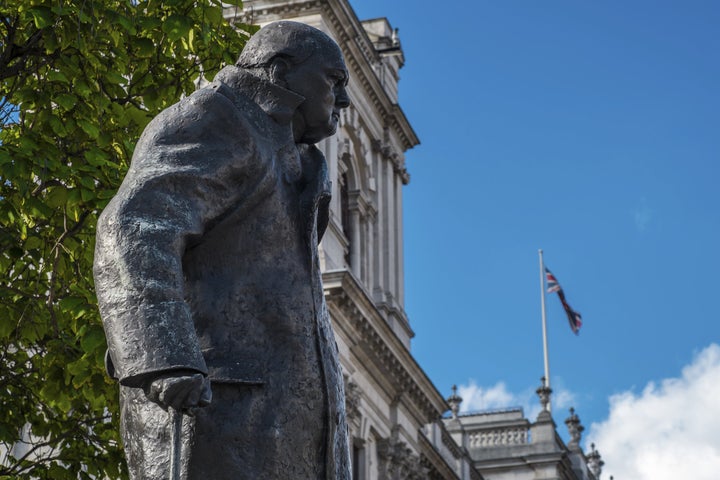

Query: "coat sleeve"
(94, 85), (261, 388)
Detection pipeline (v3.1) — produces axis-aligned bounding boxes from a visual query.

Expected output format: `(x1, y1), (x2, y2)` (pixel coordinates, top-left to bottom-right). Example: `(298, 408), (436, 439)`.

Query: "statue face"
(284, 48), (350, 144)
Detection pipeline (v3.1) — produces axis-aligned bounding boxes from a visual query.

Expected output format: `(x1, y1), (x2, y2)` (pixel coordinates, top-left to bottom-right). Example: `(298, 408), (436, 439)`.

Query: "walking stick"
(169, 408), (183, 480)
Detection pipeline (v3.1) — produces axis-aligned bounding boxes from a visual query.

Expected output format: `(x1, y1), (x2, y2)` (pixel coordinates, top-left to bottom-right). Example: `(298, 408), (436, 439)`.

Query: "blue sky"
(351, 1), (720, 477)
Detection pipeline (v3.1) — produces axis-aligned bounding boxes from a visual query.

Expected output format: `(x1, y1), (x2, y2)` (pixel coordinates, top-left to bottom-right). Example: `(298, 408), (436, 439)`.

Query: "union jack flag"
(544, 267), (582, 335)
(545, 268), (561, 293)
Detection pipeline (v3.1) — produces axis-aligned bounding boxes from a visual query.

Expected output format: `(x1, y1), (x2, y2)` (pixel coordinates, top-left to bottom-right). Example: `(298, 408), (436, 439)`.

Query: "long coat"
(94, 66), (350, 480)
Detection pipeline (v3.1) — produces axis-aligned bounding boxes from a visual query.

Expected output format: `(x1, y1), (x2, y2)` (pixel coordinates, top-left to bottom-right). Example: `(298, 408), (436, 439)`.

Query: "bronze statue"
(93, 21), (351, 479)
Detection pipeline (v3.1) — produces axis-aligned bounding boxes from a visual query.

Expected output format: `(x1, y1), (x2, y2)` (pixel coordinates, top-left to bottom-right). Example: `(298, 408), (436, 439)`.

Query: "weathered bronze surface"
(93, 21), (351, 479)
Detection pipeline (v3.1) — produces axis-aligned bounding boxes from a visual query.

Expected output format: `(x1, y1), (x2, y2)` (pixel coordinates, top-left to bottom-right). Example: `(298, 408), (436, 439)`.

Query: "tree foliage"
(0, 1), (253, 477)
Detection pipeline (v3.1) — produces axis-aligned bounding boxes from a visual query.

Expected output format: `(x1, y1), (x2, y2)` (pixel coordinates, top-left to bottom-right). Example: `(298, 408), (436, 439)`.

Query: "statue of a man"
(93, 21), (351, 479)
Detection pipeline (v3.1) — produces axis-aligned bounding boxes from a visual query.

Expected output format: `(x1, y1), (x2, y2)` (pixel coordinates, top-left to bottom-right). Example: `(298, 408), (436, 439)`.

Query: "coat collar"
(212, 66), (304, 126)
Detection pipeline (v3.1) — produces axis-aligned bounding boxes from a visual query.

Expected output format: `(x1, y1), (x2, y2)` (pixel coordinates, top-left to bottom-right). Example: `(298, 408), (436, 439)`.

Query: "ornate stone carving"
(536, 376), (552, 412)
(377, 429), (428, 480)
(564, 407), (584, 449)
(345, 378), (361, 422)
(446, 385), (462, 419)
(586, 443), (605, 478)
(323, 278), (440, 422)
(467, 428), (529, 448)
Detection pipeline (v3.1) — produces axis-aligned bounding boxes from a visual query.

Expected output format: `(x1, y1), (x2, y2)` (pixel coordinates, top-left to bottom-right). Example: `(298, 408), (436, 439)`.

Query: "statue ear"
(268, 56), (291, 87)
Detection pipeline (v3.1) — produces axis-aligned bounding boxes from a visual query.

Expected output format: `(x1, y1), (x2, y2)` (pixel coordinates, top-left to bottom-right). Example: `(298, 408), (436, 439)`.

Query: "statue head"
(237, 21), (350, 144)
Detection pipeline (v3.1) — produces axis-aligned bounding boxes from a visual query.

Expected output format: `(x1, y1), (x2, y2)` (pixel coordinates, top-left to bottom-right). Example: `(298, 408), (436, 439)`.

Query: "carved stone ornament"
(377, 429), (428, 480)
(586, 443), (605, 478)
(345, 379), (361, 422)
(564, 407), (584, 447)
(536, 376), (553, 412)
(446, 384), (462, 419)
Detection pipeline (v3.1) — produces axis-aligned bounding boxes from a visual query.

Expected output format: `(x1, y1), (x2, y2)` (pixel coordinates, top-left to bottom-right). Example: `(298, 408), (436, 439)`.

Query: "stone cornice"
(418, 433), (463, 480)
(470, 449), (569, 469)
(322, 0), (419, 151)
(237, 0), (324, 24)
(323, 269), (447, 423)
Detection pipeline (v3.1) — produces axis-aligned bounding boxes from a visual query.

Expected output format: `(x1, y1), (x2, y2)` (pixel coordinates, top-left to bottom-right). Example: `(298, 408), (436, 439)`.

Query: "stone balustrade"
(467, 427), (529, 448)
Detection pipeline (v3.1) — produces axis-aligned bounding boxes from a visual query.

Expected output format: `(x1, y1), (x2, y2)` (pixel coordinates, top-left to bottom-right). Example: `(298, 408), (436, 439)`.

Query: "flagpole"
(539, 249), (551, 411)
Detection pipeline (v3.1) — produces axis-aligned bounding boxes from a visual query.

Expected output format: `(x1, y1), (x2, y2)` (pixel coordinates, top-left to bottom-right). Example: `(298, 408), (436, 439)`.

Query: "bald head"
(237, 21), (343, 70)
(236, 21), (350, 144)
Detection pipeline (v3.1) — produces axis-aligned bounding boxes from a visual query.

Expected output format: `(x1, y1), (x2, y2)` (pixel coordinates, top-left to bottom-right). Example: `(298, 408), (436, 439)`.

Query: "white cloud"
(457, 379), (576, 421)
(587, 344), (720, 480)
(458, 381), (515, 411)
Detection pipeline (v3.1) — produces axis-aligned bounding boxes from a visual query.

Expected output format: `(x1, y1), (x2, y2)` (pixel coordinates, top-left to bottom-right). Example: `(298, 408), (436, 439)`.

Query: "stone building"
(445, 383), (605, 480)
(231, 1), (607, 480)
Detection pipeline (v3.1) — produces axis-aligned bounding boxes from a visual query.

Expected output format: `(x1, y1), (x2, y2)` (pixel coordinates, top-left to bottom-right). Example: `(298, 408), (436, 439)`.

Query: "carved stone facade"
(444, 382), (604, 480)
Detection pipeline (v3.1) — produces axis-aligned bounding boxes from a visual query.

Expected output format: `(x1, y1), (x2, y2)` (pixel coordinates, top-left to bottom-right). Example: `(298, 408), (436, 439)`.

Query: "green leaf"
(80, 327), (106, 353)
(74, 79), (93, 97)
(84, 148), (109, 166)
(44, 30), (59, 52)
(104, 70), (127, 85)
(48, 114), (67, 136)
(80, 176), (96, 189)
(24, 236), (43, 250)
(30, 6), (54, 28)
(109, 29), (121, 47)
(55, 93), (77, 110)
(77, 119), (100, 139)
(0, 308), (14, 338)
(134, 37), (156, 57)
(205, 6), (223, 24)
(80, 188), (95, 202)
(46, 186), (69, 208)
(115, 13), (137, 35)
(162, 14), (193, 42)
(66, 188), (81, 207)
(47, 70), (71, 84)
(59, 296), (86, 316)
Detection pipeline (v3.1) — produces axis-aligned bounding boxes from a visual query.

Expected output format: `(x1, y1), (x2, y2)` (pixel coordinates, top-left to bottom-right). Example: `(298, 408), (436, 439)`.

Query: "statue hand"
(144, 372), (212, 411)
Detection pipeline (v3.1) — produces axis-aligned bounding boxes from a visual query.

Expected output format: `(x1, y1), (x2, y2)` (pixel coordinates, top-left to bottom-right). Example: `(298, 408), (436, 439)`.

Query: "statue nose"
(336, 88), (351, 108)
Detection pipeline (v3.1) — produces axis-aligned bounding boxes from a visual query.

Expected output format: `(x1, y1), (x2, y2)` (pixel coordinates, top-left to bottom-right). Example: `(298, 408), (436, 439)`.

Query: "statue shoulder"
(133, 84), (254, 161)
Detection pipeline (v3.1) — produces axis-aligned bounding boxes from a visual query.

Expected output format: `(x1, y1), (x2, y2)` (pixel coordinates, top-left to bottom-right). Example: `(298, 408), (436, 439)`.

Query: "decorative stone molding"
(377, 430), (428, 480)
(564, 407), (584, 451)
(235, 0), (324, 25)
(440, 424), (463, 462)
(373, 136), (410, 185)
(338, 138), (352, 169)
(345, 378), (361, 423)
(467, 427), (529, 448)
(323, 270), (446, 422)
(446, 385), (462, 419)
(536, 376), (552, 415)
(340, 104), (360, 137)
(586, 443), (604, 478)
